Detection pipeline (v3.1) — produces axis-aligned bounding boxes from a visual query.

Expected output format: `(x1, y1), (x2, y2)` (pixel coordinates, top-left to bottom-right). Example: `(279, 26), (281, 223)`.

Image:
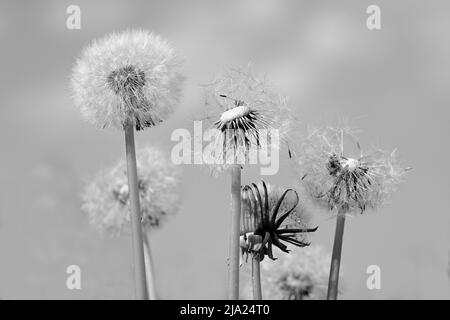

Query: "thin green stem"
(228, 165), (242, 300)
(327, 208), (346, 300)
(124, 120), (148, 300)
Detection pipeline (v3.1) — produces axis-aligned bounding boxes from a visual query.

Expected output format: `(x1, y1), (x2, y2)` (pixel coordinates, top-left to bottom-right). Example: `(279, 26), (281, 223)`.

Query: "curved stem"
(228, 165), (242, 300)
(327, 209), (346, 300)
(251, 253), (262, 300)
(143, 232), (158, 300)
(124, 121), (148, 300)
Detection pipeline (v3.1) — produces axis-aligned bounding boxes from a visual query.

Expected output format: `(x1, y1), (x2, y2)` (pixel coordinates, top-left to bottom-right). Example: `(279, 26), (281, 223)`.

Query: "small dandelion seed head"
(198, 64), (291, 175)
(241, 246), (332, 300)
(71, 29), (184, 131)
(81, 146), (182, 235)
(295, 125), (409, 214)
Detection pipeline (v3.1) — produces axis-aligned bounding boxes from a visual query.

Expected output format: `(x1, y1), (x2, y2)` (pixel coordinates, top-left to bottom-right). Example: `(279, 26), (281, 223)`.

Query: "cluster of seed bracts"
(324, 154), (372, 213)
(240, 181), (318, 263)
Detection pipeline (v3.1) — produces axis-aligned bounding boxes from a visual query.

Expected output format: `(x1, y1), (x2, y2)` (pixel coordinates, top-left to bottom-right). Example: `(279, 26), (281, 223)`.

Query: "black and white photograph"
(0, 0), (449, 308)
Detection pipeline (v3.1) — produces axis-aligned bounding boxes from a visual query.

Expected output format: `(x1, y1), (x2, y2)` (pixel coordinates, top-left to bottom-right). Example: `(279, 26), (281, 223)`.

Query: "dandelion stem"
(143, 231), (158, 300)
(327, 208), (346, 300)
(228, 165), (242, 300)
(251, 253), (262, 300)
(124, 120), (148, 300)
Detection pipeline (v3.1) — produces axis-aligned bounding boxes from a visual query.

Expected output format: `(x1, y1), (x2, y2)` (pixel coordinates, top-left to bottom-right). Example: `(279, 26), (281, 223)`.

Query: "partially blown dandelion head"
(200, 65), (290, 174)
(240, 181), (317, 262)
(71, 30), (184, 131)
(242, 246), (331, 300)
(297, 125), (409, 214)
(81, 147), (182, 235)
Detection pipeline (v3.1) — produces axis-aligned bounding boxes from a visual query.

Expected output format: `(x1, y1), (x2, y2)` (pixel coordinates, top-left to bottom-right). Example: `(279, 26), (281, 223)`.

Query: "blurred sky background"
(0, 0), (449, 299)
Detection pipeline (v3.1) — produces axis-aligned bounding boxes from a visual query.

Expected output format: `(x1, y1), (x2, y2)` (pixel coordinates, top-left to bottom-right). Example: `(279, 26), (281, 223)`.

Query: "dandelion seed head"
(81, 146), (182, 235)
(241, 246), (332, 300)
(71, 30), (184, 131)
(296, 125), (409, 214)
(200, 65), (291, 175)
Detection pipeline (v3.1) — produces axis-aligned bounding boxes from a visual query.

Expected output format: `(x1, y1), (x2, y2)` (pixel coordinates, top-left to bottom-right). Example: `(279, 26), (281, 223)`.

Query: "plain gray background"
(0, 0), (449, 299)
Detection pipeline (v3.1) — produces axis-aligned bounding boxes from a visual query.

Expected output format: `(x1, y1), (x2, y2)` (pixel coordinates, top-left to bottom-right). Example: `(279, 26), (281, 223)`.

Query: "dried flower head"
(199, 65), (291, 175)
(81, 147), (182, 235)
(240, 181), (317, 263)
(71, 29), (184, 131)
(242, 246), (331, 300)
(297, 125), (410, 214)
